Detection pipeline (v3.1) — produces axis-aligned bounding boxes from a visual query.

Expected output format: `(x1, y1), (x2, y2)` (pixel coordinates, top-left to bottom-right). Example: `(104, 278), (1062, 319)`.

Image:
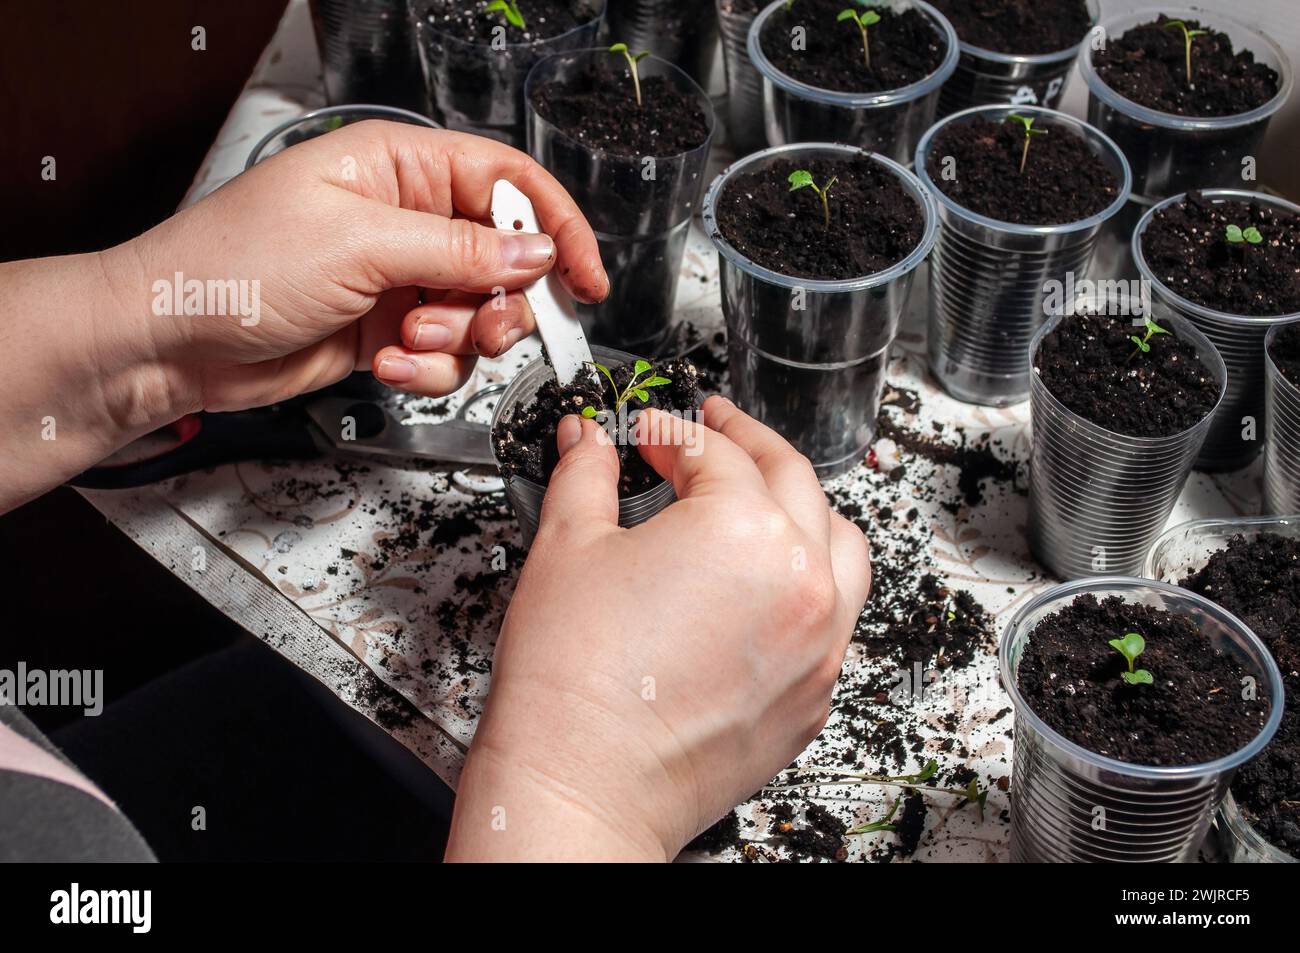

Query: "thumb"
(536, 416), (621, 539)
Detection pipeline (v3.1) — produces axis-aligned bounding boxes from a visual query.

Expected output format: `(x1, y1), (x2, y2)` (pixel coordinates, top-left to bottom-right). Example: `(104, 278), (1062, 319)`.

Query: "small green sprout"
(1226, 224), (1264, 245)
(788, 169), (838, 229)
(1163, 19), (1208, 87)
(581, 359), (671, 418)
(609, 42), (651, 108)
(1128, 316), (1171, 361)
(1109, 631), (1154, 686)
(1006, 113), (1048, 175)
(486, 0), (525, 30)
(848, 797), (900, 835)
(837, 7), (883, 71)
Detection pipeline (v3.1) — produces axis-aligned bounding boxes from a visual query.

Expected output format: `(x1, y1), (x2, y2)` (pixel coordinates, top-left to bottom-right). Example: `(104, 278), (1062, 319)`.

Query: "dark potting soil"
(926, 115), (1120, 225)
(414, 0), (598, 44)
(758, 0), (948, 94)
(713, 155), (923, 281)
(1017, 593), (1270, 766)
(1179, 533), (1300, 855)
(1140, 191), (1300, 317)
(929, 0), (1091, 55)
(1091, 14), (1280, 118)
(769, 801), (849, 862)
(1033, 310), (1219, 438)
(492, 357), (702, 496)
(1272, 322), (1300, 388)
(529, 65), (710, 157)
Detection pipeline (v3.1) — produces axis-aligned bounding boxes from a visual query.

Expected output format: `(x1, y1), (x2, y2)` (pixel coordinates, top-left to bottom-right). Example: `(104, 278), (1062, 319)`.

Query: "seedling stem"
(1109, 631), (1154, 686)
(788, 169), (837, 229)
(1007, 114), (1048, 175)
(837, 7), (882, 71)
(1163, 20), (1208, 87)
(1127, 316), (1171, 362)
(609, 43), (651, 107)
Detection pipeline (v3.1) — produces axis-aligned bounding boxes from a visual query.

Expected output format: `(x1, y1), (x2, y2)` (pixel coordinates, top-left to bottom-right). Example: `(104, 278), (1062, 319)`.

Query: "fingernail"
(556, 415), (583, 457)
(412, 321), (453, 350)
(496, 326), (524, 356)
(501, 232), (555, 270)
(376, 357), (417, 384)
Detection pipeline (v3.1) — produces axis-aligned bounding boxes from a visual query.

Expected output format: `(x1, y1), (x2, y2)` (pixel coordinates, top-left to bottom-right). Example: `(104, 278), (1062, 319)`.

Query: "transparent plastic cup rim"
(1134, 190), (1300, 326)
(999, 575), (1286, 782)
(1078, 6), (1294, 131)
(1221, 790), (1299, 862)
(524, 49), (716, 161)
(246, 104), (440, 170)
(413, 0), (606, 51)
(746, 0), (959, 108)
(915, 104), (1133, 236)
(1266, 319), (1300, 401)
(954, 0), (1099, 66)
(701, 142), (938, 294)
(1143, 514), (1300, 580)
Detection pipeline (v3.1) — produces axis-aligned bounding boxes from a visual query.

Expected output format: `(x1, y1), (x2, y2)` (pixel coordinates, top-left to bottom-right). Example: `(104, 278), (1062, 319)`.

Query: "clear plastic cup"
(701, 143), (937, 477)
(245, 104), (440, 168)
(716, 0), (767, 155)
(1077, 6), (1293, 200)
(602, 0), (718, 87)
(1000, 576), (1285, 863)
(915, 105), (1132, 406)
(1133, 189), (1300, 472)
(1265, 320), (1300, 515)
(308, 0), (428, 113)
(747, 0), (959, 164)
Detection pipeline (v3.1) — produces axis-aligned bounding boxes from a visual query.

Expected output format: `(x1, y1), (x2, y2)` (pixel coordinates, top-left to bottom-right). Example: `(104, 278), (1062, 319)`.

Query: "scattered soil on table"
(875, 412), (1020, 508)
(414, 0), (597, 44)
(1272, 322), (1300, 387)
(768, 801), (849, 862)
(685, 809), (742, 855)
(1017, 593), (1269, 766)
(758, 0), (948, 93)
(1091, 14), (1280, 117)
(926, 115), (1120, 225)
(492, 357), (701, 496)
(713, 155), (923, 281)
(530, 63), (710, 157)
(1033, 309), (1219, 438)
(1179, 533), (1300, 856)
(1140, 191), (1300, 317)
(894, 791), (928, 856)
(930, 0), (1091, 55)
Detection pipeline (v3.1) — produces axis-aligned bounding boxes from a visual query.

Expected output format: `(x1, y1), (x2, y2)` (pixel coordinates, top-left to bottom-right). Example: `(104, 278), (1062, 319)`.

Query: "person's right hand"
(446, 396), (871, 861)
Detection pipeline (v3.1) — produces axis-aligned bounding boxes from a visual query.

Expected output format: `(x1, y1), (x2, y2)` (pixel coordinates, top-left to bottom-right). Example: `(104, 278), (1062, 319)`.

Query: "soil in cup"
(1141, 192), (1300, 317)
(925, 115), (1119, 224)
(1179, 532), (1300, 855)
(928, 0), (1091, 55)
(712, 155), (923, 280)
(757, 0), (947, 93)
(1033, 310), (1219, 438)
(1017, 592), (1270, 766)
(492, 357), (701, 496)
(1091, 14), (1280, 118)
(416, 0), (595, 42)
(1272, 322), (1300, 386)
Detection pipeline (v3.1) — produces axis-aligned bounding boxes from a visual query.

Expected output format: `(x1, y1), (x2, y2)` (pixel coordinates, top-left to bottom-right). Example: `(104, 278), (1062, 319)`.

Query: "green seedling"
(848, 797), (900, 835)
(486, 0), (525, 30)
(1226, 224), (1264, 245)
(1128, 316), (1171, 361)
(837, 7), (883, 70)
(581, 359), (671, 418)
(772, 757), (991, 825)
(1163, 19), (1208, 87)
(788, 169), (838, 229)
(609, 43), (651, 107)
(1109, 631), (1154, 686)
(1006, 113), (1048, 175)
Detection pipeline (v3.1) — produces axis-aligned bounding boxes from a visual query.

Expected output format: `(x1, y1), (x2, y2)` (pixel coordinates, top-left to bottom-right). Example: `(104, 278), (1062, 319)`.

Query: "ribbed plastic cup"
(716, 0), (766, 155)
(490, 347), (676, 545)
(746, 0), (959, 165)
(602, 0), (718, 87)
(408, 1), (605, 148)
(526, 50), (715, 355)
(308, 0), (428, 113)
(935, 0), (1098, 117)
(1077, 7), (1293, 201)
(1265, 320), (1300, 515)
(701, 143), (937, 477)
(1028, 308), (1225, 580)
(1000, 576), (1285, 863)
(245, 104), (440, 168)
(915, 105), (1132, 406)
(1133, 189), (1300, 472)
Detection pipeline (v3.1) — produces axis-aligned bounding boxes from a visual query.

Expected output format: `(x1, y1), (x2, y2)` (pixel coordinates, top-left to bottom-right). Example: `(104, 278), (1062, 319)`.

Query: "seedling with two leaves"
(609, 43), (651, 107)
(1128, 316), (1171, 361)
(581, 359), (671, 419)
(837, 7), (882, 71)
(1163, 19), (1208, 88)
(1110, 631), (1154, 686)
(788, 169), (838, 229)
(1006, 113), (1048, 175)
(1226, 224), (1264, 245)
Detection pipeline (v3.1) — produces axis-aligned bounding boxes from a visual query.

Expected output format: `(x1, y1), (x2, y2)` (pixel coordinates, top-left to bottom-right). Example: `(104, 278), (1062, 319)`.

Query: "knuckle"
(448, 219), (498, 272)
(785, 565), (839, 631)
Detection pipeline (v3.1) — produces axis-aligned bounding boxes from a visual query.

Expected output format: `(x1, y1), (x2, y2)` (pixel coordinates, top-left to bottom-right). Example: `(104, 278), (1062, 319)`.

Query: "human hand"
(446, 396), (871, 861)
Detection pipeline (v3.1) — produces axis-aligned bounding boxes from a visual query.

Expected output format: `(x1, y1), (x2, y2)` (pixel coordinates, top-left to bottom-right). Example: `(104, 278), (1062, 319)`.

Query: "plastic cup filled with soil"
(601, 0), (719, 88)
(1147, 516), (1300, 863)
(1028, 301), (1224, 580)
(716, 0), (768, 156)
(746, 0), (959, 163)
(929, 0), (1097, 116)
(702, 142), (937, 477)
(1000, 576), (1284, 863)
(490, 346), (701, 543)
(525, 47), (714, 355)
(1078, 8), (1292, 200)
(1134, 188), (1300, 472)
(915, 105), (1130, 405)
(408, 0), (605, 148)
(1265, 321), (1300, 515)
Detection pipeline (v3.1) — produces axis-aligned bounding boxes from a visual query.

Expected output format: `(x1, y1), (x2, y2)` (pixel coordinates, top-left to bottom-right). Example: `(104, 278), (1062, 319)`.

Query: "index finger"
(634, 409), (768, 501)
